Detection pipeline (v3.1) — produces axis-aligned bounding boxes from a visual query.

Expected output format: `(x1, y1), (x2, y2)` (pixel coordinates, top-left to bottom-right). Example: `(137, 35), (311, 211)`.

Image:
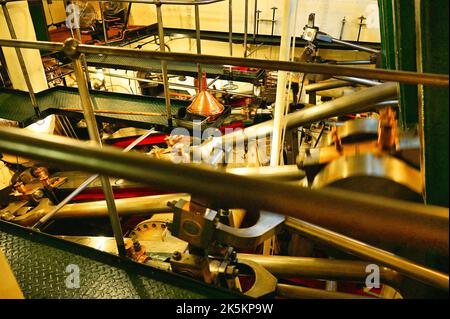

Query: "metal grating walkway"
(85, 54), (265, 84)
(0, 86), (189, 129)
(0, 221), (240, 299)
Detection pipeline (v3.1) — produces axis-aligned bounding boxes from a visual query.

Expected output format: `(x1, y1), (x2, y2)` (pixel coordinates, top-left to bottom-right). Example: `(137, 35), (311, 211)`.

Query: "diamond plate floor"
(0, 221), (239, 299)
(0, 86), (188, 129)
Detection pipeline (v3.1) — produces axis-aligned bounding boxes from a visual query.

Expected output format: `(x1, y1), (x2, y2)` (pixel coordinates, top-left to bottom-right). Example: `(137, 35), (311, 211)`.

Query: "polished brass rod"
(56, 193), (190, 218)
(71, 57), (126, 256)
(237, 254), (403, 290)
(285, 217), (449, 291)
(276, 283), (372, 299)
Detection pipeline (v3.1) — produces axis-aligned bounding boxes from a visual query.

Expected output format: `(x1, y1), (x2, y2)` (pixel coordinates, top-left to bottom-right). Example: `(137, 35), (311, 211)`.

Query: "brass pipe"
(285, 217), (449, 291)
(305, 80), (353, 93)
(56, 193), (190, 218)
(238, 254), (402, 290)
(276, 283), (372, 299)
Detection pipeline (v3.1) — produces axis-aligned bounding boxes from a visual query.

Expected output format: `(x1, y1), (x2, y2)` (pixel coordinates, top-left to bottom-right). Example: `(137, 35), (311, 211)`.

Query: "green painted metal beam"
(393, 0), (419, 127)
(378, 0), (396, 69)
(416, 0), (449, 207)
(378, 0), (419, 128)
(28, 0), (50, 42)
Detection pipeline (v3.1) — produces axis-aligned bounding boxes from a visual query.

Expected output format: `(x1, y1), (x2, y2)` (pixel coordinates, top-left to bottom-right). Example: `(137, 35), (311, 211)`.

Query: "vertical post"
(228, 0), (233, 56)
(378, 0), (418, 128)
(243, 0), (249, 57)
(393, 0), (419, 128)
(271, 7), (278, 37)
(74, 28), (92, 89)
(99, 1), (108, 44)
(253, 0), (258, 42)
(1, 4), (40, 118)
(194, 4), (202, 91)
(415, 0), (449, 207)
(66, 39), (126, 256)
(156, 2), (173, 127)
(270, 0), (295, 167)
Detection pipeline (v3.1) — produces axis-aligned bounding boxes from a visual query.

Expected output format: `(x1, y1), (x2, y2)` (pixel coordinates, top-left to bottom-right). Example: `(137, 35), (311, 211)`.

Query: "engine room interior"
(0, 0), (448, 301)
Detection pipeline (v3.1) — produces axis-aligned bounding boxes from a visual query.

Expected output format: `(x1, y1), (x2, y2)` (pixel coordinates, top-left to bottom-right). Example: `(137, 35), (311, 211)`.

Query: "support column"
(378, 0), (419, 128)
(415, 0), (449, 207)
(269, 0), (296, 166)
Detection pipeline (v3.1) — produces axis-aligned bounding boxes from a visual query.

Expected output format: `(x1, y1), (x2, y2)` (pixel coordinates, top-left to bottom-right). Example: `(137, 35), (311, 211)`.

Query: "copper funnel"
(187, 72), (224, 118)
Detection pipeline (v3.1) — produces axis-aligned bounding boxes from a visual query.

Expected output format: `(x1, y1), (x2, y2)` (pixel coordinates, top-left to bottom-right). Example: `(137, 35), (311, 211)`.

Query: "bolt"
(62, 38), (81, 59)
(32, 189), (45, 200)
(225, 265), (238, 277)
(172, 251), (182, 261)
(132, 239), (141, 251)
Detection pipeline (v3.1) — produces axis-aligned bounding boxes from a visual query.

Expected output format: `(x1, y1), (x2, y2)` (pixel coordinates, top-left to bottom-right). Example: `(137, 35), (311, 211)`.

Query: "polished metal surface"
(334, 76), (382, 86)
(277, 283), (370, 299)
(238, 259), (277, 298)
(187, 75), (224, 117)
(331, 38), (379, 54)
(225, 165), (305, 181)
(57, 194), (190, 218)
(323, 118), (379, 146)
(215, 211), (285, 249)
(312, 153), (423, 202)
(237, 254), (402, 289)
(285, 217), (449, 291)
(305, 80), (352, 93)
(0, 127), (447, 259)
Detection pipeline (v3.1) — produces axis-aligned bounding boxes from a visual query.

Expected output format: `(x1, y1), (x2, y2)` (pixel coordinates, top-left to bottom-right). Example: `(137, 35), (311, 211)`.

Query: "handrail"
(0, 38), (448, 87)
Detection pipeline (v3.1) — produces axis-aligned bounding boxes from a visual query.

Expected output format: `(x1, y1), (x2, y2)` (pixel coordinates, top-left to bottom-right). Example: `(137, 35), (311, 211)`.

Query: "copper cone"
(187, 72), (224, 118)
